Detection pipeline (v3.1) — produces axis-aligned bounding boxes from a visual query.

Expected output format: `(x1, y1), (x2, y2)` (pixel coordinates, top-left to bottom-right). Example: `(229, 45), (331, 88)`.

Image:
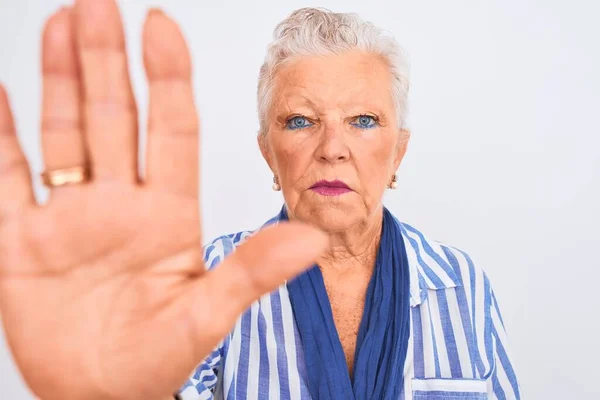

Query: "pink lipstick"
(309, 180), (352, 196)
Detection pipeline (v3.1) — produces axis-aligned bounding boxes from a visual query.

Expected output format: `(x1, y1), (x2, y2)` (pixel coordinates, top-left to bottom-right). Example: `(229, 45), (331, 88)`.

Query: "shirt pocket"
(412, 378), (488, 400)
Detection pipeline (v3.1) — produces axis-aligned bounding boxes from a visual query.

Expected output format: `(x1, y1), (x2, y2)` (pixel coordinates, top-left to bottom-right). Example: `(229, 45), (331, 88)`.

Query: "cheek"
(354, 135), (396, 181)
(270, 139), (314, 192)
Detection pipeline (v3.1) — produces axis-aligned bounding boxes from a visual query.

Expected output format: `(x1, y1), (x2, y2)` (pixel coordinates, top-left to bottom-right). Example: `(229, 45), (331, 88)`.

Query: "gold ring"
(40, 166), (90, 188)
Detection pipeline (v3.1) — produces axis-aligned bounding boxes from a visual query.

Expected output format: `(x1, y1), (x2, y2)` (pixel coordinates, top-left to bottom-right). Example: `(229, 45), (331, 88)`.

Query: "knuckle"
(148, 124), (199, 138)
(85, 99), (138, 119)
(80, 49), (135, 102)
(0, 125), (15, 135)
(41, 117), (81, 133)
(148, 111), (198, 136)
(0, 156), (28, 176)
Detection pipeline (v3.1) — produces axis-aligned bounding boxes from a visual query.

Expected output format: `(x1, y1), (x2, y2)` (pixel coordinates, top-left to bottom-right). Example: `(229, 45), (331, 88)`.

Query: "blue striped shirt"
(178, 214), (521, 400)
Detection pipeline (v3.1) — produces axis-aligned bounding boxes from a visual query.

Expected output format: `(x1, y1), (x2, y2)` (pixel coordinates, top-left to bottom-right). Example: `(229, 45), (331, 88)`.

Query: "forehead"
(271, 50), (394, 110)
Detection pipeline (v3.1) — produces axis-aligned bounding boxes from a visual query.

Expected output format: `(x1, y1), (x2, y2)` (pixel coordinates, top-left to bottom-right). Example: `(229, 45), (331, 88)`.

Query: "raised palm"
(0, 2), (326, 399)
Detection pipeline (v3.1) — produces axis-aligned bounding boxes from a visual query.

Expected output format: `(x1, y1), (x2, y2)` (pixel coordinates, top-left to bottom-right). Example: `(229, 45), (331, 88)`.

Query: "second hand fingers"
(41, 7), (87, 199)
(74, 0), (138, 183)
(143, 10), (199, 198)
(0, 86), (35, 222)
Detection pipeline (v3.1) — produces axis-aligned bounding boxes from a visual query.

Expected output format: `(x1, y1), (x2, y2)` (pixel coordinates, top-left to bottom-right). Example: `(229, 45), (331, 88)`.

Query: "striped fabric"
(178, 213), (521, 400)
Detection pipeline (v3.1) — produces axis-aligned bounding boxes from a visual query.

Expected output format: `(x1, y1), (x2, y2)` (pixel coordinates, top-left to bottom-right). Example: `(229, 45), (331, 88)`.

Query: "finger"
(0, 85), (35, 220)
(188, 223), (328, 348)
(41, 7), (87, 195)
(143, 10), (198, 197)
(74, 0), (138, 183)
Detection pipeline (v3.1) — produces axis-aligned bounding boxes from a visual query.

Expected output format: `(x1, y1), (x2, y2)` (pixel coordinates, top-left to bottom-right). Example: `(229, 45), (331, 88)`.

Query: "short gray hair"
(257, 7), (410, 136)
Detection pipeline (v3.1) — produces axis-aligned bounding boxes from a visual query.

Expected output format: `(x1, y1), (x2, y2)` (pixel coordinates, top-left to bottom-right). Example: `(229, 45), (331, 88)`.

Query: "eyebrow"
(276, 86), (390, 118)
(278, 92), (320, 111)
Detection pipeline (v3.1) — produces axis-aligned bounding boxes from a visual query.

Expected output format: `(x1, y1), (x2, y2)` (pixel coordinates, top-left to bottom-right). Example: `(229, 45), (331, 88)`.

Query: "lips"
(309, 180), (352, 196)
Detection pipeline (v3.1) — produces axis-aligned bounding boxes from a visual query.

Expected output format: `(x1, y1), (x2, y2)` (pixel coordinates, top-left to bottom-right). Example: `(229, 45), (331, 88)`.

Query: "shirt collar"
(268, 208), (462, 308)
(395, 218), (462, 307)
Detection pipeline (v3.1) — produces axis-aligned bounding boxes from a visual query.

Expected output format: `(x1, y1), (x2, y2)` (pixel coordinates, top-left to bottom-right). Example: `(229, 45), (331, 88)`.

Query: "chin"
(293, 201), (360, 233)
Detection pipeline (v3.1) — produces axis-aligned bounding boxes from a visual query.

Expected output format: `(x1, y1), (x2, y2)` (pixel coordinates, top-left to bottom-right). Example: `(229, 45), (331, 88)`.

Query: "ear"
(393, 128), (411, 170)
(257, 132), (276, 174)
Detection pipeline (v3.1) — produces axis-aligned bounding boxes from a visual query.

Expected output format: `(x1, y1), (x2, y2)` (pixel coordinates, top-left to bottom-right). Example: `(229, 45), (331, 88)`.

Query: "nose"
(315, 124), (350, 164)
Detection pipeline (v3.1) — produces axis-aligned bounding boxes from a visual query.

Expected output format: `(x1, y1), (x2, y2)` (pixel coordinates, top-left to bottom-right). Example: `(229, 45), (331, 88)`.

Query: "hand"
(0, 1), (327, 399)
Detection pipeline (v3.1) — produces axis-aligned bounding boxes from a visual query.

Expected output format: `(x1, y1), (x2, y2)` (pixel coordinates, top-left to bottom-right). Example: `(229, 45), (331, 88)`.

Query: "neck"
(317, 207), (383, 273)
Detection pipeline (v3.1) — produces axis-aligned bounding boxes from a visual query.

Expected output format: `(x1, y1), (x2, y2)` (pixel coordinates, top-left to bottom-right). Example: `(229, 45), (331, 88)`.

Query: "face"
(259, 50), (410, 232)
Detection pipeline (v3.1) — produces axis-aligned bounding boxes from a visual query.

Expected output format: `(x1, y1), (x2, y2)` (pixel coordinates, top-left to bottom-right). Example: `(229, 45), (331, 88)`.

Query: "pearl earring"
(389, 174), (398, 189)
(272, 176), (281, 191)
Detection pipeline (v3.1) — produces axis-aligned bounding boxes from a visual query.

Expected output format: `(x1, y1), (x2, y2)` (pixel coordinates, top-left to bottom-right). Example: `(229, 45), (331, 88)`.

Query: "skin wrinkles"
(258, 49), (411, 373)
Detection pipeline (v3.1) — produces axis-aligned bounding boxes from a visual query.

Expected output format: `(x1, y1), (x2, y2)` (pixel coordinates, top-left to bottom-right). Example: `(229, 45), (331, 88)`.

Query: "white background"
(1, 0), (599, 398)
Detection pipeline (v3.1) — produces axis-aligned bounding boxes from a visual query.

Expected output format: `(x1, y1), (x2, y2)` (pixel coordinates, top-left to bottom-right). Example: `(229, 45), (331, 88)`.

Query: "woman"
(0, 1), (520, 400)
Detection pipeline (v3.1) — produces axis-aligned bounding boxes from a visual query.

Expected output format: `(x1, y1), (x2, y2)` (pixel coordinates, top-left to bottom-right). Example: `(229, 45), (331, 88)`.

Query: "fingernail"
(148, 8), (165, 17)
(50, 5), (68, 19)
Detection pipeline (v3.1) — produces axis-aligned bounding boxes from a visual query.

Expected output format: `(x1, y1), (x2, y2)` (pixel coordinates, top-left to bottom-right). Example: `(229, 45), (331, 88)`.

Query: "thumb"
(188, 222), (327, 346)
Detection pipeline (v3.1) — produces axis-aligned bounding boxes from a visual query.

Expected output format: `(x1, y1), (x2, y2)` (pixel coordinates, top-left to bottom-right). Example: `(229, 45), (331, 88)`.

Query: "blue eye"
(351, 115), (378, 129)
(286, 116), (313, 130)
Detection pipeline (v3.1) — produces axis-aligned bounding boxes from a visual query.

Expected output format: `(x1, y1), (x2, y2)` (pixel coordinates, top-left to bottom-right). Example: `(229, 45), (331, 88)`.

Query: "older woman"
(0, 1), (520, 400)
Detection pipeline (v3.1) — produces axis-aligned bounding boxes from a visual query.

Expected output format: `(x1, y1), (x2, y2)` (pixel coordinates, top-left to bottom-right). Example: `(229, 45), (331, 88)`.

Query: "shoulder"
(397, 218), (493, 295)
(398, 221), (516, 385)
(436, 239), (493, 294)
(202, 230), (255, 270)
